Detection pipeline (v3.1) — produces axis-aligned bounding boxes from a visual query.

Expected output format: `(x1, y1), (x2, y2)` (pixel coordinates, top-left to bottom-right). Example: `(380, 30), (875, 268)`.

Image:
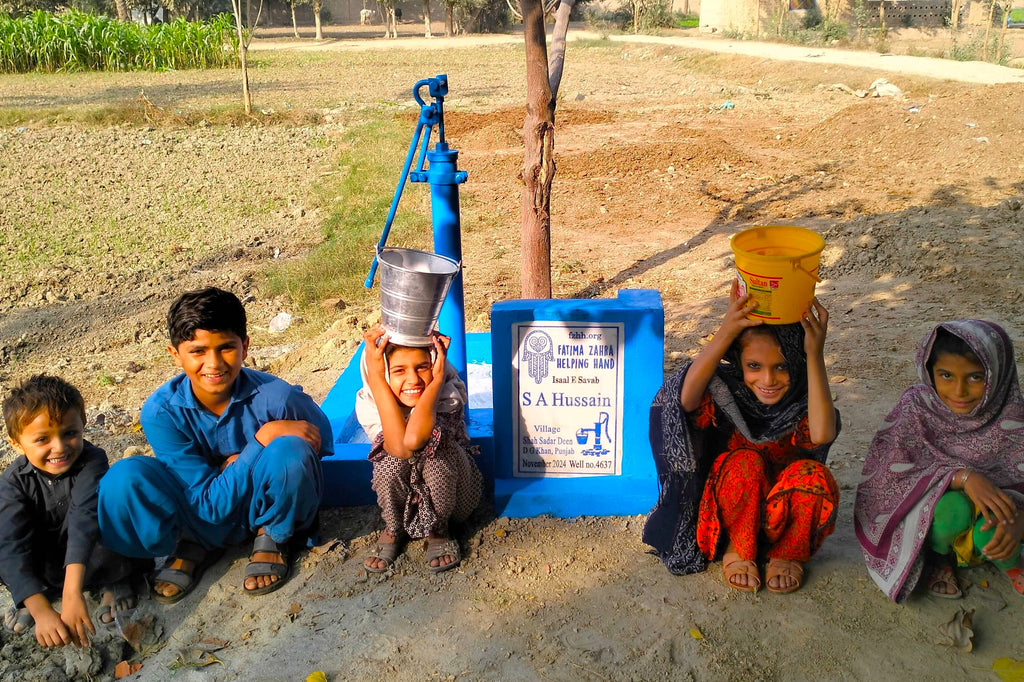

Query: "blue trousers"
(98, 436), (322, 557)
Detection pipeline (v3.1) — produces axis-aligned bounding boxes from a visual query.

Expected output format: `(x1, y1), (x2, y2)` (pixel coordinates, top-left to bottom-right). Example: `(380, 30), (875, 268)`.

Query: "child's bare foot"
(364, 530), (402, 572)
(426, 536), (462, 574)
(98, 581), (137, 627)
(4, 606), (33, 633)
(244, 528), (290, 594)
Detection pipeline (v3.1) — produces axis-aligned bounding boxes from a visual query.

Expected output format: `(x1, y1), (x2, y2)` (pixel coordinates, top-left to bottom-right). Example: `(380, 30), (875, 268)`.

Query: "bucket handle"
(374, 247), (463, 275)
(791, 259), (822, 283)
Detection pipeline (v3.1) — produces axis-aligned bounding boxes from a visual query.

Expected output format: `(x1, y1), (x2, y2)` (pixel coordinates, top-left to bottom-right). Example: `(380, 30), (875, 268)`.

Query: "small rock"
(123, 446), (145, 457)
(125, 361), (144, 373)
(319, 298), (346, 311)
(269, 312), (293, 333)
(855, 235), (879, 249)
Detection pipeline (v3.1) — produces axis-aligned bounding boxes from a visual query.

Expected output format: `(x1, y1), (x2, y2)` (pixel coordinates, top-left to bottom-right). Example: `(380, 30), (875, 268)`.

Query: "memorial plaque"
(512, 321), (624, 477)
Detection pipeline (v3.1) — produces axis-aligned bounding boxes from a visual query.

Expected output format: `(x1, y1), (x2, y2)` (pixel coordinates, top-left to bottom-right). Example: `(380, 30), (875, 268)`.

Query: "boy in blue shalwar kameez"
(98, 287), (332, 602)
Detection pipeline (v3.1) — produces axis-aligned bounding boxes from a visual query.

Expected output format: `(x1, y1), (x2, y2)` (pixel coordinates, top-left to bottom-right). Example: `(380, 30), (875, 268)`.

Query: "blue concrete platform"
(319, 332), (494, 507)
(491, 290), (663, 518)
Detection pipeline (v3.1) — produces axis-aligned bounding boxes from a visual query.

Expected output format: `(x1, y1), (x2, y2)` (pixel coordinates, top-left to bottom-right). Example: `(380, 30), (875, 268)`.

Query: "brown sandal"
(765, 558), (804, 594)
(722, 551), (761, 593)
(924, 561), (962, 599)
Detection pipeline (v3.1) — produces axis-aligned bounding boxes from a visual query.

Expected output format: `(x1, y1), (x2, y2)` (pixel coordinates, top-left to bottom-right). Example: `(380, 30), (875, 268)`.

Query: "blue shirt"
(140, 368), (333, 526)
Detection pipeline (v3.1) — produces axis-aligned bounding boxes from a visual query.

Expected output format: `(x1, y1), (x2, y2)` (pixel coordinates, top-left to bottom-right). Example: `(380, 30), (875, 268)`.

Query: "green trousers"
(928, 490), (1020, 571)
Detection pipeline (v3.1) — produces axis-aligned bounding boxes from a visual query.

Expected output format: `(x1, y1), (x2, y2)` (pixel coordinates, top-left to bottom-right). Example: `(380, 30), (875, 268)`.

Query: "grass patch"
(0, 94), (326, 127)
(0, 11), (237, 74)
(674, 13), (699, 28)
(263, 116), (433, 308)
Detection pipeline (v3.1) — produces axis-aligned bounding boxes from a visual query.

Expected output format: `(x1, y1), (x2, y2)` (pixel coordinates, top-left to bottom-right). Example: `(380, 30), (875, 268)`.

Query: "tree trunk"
(998, 5), (1010, 60)
(445, 5), (454, 35)
(291, 2), (299, 37)
(314, 0), (323, 39)
(548, 0), (575, 101)
(230, 0), (252, 115)
(982, 0), (996, 60)
(520, 0), (556, 299)
(113, 0), (128, 21)
(423, 0), (432, 36)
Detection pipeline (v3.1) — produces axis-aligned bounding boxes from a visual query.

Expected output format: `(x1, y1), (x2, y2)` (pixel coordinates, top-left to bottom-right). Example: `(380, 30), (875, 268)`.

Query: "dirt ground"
(1, 28), (1024, 681)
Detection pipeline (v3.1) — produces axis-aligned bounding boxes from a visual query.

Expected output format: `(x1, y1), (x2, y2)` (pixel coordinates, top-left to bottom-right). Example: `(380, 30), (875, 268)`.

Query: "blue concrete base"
(495, 477), (658, 518)
(490, 290), (663, 519)
(319, 332), (494, 508)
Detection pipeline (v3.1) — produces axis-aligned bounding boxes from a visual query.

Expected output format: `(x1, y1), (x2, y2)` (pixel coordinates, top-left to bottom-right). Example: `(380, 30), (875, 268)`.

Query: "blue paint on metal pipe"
(363, 74), (470, 388)
(422, 146), (468, 384)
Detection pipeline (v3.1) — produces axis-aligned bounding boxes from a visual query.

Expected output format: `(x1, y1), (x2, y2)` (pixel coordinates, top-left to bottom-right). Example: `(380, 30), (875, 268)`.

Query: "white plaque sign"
(512, 322), (624, 477)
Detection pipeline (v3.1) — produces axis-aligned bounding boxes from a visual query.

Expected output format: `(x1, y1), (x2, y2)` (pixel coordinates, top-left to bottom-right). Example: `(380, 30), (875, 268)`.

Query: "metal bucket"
(378, 247), (460, 347)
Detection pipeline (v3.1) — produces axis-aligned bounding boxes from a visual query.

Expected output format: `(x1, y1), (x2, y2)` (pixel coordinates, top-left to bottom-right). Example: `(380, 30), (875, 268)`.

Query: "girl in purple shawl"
(855, 320), (1024, 603)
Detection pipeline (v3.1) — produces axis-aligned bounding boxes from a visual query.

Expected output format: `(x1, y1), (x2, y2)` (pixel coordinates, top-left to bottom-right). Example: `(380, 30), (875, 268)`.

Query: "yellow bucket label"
(737, 268), (782, 320)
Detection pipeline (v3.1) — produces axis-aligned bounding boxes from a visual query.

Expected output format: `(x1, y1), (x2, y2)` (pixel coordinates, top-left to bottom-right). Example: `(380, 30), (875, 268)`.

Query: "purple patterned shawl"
(854, 320), (1024, 602)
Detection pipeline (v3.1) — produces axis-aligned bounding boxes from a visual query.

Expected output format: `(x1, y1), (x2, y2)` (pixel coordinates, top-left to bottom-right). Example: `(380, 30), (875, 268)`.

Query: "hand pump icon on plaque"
(576, 412), (611, 457)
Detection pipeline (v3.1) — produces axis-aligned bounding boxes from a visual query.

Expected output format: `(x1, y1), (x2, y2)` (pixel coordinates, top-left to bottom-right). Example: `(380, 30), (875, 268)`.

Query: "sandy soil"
(1, 29), (1023, 681)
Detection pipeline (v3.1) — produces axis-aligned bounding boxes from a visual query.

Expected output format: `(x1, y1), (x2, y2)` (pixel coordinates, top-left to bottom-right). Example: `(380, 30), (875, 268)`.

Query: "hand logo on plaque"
(521, 331), (554, 384)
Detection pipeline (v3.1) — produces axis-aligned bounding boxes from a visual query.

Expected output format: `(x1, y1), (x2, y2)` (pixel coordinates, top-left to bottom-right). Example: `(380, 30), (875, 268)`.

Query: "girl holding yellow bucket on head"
(643, 225), (839, 594)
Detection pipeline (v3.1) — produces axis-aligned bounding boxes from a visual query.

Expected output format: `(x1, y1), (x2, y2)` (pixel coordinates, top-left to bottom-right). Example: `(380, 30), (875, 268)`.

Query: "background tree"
(519, 0), (574, 298)
(287, 0), (309, 36)
(228, 0), (262, 113)
(313, 0), (323, 38)
(423, 0), (432, 36)
(378, 0), (397, 36)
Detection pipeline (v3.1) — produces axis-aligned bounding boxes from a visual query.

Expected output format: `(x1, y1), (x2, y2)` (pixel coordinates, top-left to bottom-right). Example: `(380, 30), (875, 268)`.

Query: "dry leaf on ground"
(114, 661), (142, 678)
(993, 658), (1024, 681)
(936, 607), (975, 652)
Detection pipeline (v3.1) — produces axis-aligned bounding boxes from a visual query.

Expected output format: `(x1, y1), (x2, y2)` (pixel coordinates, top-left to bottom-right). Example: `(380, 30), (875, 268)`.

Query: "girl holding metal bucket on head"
(355, 248), (482, 574)
(644, 226), (840, 594)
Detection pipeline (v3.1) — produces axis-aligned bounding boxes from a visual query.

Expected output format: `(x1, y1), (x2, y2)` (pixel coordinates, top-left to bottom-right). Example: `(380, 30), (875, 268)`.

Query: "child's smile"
(387, 347), (434, 408)
(8, 409), (85, 476)
(739, 334), (791, 406)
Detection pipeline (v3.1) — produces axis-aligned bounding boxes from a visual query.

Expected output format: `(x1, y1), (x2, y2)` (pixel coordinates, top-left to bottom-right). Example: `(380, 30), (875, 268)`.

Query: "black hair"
(167, 287), (247, 347)
(736, 325), (780, 352)
(384, 343), (432, 361)
(927, 327), (982, 378)
(3, 374), (86, 440)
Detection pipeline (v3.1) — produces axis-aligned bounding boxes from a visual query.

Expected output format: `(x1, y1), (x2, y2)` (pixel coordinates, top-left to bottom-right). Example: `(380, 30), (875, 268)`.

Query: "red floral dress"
(691, 393), (839, 562)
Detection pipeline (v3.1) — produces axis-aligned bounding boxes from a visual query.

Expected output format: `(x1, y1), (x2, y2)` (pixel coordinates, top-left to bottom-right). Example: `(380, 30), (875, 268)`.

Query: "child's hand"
(982, 512), (1024, 561)
(363, 325), (390, 379)
(59, 591), (95, 648)
(718, 279), (763, 342)
(430, 333), (451, 385)
(219, 454), (239, 472)
(255, 420), (321, 452)
(801, 298), (829, 357)
(33, 605), (72, 648)
(966, 472), (1018, 530)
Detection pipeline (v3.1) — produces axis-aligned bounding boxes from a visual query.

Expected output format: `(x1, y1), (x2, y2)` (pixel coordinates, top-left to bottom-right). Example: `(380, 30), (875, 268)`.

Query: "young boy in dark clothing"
(1, 375), (136, 648)
(98, 287), (332, 602)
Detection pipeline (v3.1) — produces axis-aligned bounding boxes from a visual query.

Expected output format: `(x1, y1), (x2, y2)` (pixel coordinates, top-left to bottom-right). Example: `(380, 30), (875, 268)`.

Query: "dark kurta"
(0, 441), (117, 606)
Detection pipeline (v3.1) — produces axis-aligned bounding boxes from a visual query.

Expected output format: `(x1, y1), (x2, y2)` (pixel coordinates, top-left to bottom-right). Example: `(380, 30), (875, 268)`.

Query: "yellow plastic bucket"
(730, 225), (824, 324)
